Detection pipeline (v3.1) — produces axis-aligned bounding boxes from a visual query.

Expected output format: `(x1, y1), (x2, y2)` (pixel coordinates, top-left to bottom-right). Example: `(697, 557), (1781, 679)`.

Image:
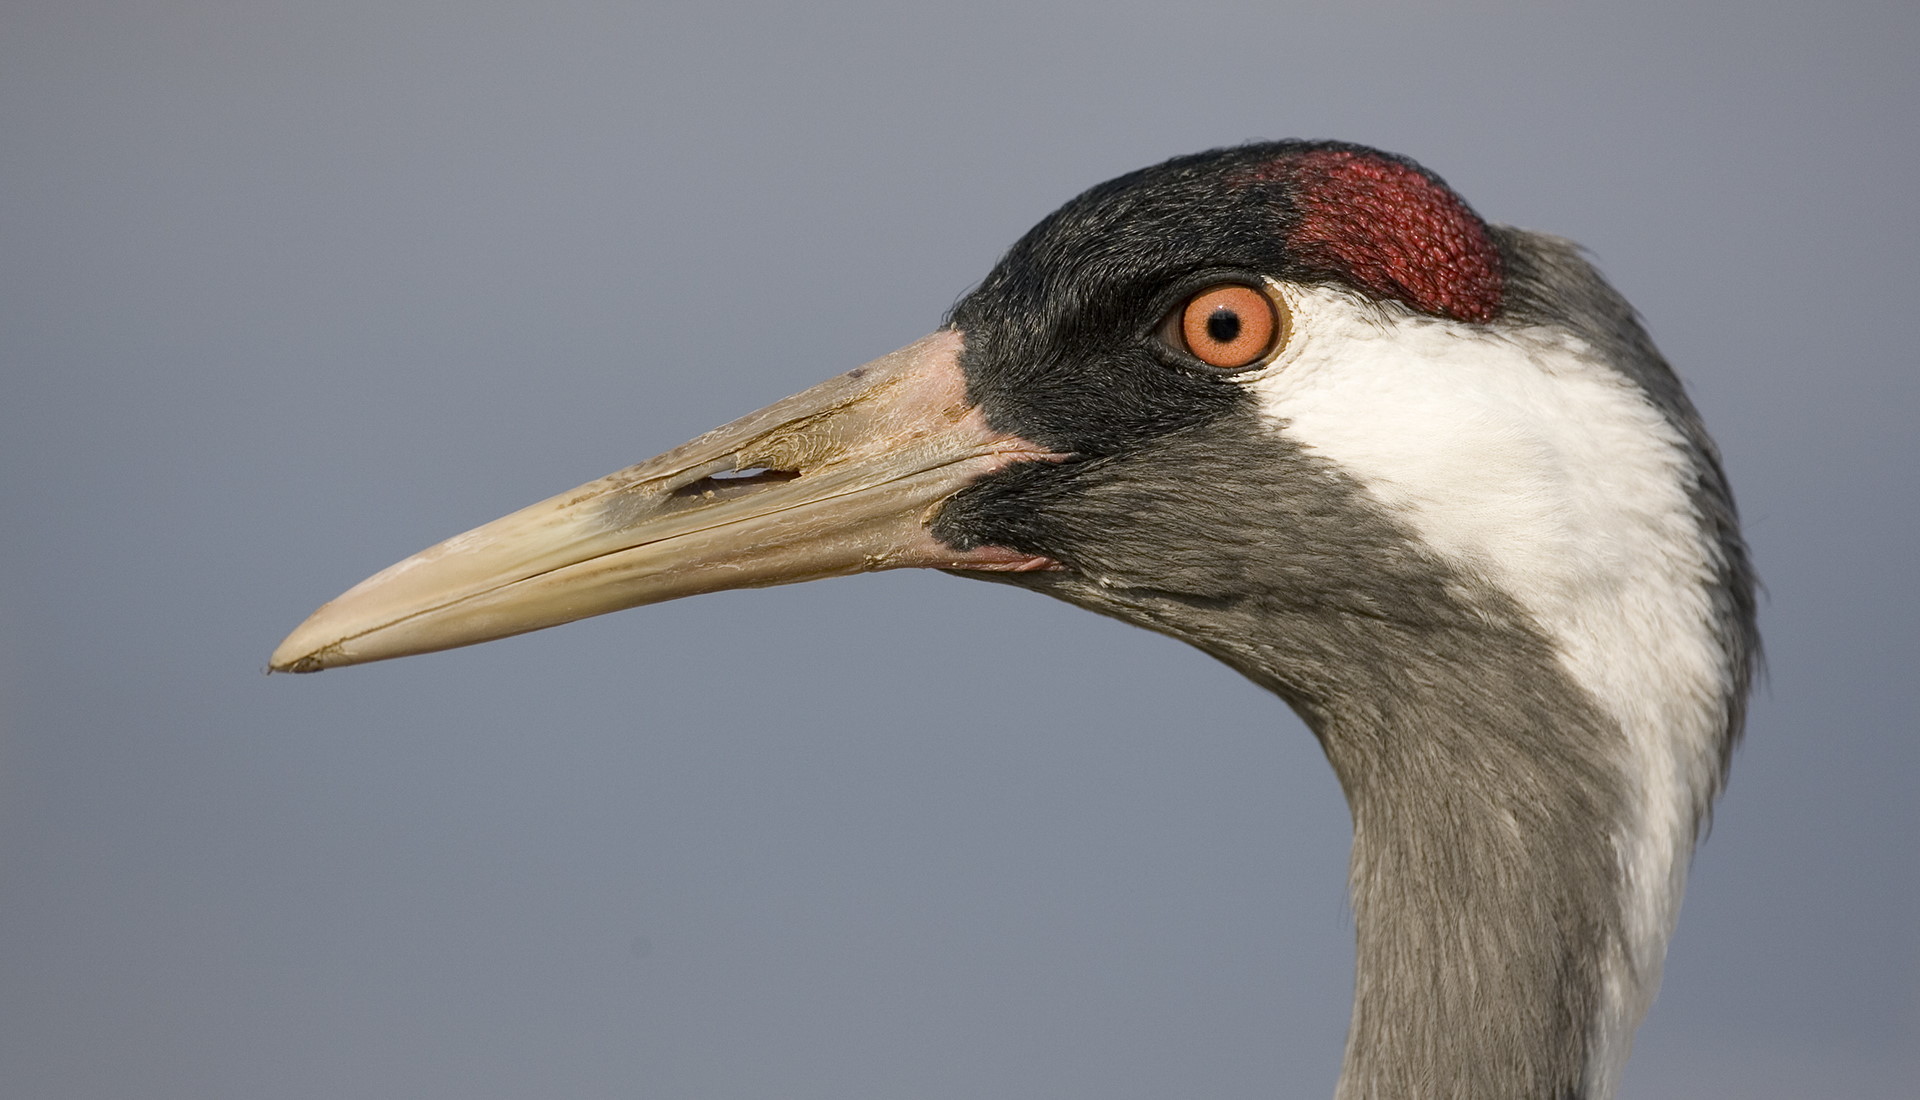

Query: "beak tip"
(270, 618), (348, 674)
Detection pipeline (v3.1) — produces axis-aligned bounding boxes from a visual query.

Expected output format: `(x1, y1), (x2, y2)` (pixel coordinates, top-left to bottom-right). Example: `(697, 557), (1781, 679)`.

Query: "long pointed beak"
(270, 331), (1061, 672)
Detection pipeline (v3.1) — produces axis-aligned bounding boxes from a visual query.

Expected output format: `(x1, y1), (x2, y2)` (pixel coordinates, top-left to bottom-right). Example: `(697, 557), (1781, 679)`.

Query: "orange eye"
(1174, 284), (1283, 369)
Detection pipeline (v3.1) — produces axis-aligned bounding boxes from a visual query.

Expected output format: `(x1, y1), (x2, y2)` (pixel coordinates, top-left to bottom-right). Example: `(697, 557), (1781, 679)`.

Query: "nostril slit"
(710, 466), (789, 482)
(669, 467), (801, 500)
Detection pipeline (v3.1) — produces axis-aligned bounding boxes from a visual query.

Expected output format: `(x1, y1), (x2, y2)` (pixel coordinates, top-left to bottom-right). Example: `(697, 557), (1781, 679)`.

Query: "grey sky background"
(2, 2), (1913, 1097)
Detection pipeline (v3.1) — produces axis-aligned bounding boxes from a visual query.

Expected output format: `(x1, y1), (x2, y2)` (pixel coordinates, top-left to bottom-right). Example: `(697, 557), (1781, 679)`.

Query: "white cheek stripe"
(1247, 286), (1731, 1098)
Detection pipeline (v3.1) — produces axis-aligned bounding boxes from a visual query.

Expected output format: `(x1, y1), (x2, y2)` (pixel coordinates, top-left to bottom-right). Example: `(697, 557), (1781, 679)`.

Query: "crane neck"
(1312, 670), (1632, 1100)
(1099, 575), (1660, 1099)
(1009, 552), (1694, 1098)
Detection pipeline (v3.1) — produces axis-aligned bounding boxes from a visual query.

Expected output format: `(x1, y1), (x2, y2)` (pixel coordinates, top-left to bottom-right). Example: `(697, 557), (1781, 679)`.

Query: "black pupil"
(1206, 308), (1241, 344)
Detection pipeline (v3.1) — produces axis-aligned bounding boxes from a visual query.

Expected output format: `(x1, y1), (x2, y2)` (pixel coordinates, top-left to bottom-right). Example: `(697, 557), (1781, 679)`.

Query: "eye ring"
(1159, 283), (1287, 370)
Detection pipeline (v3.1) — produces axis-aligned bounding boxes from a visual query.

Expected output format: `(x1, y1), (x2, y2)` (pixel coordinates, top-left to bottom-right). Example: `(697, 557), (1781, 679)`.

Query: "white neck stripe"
(1244, 285), (1733, 1097)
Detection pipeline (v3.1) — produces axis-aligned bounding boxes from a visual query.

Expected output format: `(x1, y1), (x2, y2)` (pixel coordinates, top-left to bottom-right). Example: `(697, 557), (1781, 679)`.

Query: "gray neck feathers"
(1055, 571), (1625, 1099)
(999, 424), (1637, 1098)
(1322, 652), (1624, 1100)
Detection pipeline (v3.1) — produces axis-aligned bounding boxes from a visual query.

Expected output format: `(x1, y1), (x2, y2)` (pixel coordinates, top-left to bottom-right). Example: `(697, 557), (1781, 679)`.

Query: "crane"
(273, 141), (1758, 1099)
